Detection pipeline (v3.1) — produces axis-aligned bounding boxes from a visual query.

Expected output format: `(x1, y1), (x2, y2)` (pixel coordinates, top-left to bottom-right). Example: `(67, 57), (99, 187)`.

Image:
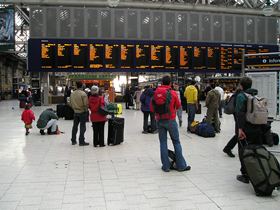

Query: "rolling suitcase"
(107, 117), (124, 145)
(56, 104), (65, 118)
(64, 105), (74, 120)
(242, 144), (280, 196)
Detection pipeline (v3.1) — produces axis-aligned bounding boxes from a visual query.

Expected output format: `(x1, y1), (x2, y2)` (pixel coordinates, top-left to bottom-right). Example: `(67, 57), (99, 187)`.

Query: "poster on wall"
(0, 7), (15, 51)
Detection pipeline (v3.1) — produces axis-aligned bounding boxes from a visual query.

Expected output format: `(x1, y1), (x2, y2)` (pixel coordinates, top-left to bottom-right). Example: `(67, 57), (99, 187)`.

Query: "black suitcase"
(56, 104), (65, 118)
(64, 105), (74, 120)
(272, 132), (279, 145)
(107, 117), (124, 145)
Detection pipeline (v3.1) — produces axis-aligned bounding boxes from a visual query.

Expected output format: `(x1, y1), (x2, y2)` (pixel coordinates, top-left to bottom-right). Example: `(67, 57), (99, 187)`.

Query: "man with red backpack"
(151, 76), (191, 172)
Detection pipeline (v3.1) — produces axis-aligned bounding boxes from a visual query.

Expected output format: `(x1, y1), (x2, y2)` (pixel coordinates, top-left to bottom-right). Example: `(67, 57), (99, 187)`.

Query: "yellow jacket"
(184, 85), (198, 104)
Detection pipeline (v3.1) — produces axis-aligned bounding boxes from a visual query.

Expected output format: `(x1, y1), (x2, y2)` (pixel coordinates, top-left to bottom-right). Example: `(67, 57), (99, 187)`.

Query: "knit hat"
(91, 85), (99, 94)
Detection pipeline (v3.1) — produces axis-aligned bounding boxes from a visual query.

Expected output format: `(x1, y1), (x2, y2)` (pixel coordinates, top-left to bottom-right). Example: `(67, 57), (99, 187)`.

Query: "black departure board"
(89, 44), (104, 69)
(136, 44), (150, 69)
(150, 45), (165, 69)
(28, 39), (279, 72)
(72, 44), (88, 68)
(207, 47), (220, 70)
(105, 44), (120, 69)
(165, 45), (178, 69)
(41, 43), (56, 68)
(220, 45), (233, 70)
(121, 44), (134, 68)
(193, 46), (207, 70)
(57, 44), (72, 69)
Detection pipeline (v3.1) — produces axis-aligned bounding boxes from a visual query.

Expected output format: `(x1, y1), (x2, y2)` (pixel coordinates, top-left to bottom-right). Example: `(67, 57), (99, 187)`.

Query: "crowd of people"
(20, 76), (276, 191)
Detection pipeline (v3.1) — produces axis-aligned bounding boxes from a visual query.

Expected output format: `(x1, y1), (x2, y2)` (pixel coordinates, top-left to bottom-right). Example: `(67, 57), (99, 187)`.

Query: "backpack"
(152, 89), (172, 115)
(224, 93), (237, 115)
(244, 93), (268, 125)
(195, 122), (215, 138)
(242, 145), (280, 196)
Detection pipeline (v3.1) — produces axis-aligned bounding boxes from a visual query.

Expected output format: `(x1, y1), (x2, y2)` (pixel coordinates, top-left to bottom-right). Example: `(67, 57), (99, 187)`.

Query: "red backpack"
(152, 88), (172, 115)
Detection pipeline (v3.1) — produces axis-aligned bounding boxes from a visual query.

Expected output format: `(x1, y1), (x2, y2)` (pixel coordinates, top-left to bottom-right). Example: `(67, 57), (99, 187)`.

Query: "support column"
(41, 72), (49, 106)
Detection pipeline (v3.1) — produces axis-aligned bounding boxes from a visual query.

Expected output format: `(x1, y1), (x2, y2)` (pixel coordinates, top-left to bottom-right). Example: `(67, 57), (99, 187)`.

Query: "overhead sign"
(28, 39), (278, 73)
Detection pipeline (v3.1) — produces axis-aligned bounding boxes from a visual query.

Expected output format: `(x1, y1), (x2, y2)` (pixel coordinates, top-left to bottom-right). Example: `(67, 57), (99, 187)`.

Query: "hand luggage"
(195, 122), (215, 138)
(107, 117), (124, 145)
(242, 144), (280, 196)
(56, 104), (65, 118)
(64, 105), (74, 120)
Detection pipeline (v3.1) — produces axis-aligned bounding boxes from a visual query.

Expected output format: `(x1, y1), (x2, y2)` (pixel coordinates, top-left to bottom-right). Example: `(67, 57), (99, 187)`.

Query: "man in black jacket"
(235, 77), (262, 184)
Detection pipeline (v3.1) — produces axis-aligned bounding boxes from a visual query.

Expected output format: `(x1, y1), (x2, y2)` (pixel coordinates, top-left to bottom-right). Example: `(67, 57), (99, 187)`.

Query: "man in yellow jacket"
(184, 80), (198, 131)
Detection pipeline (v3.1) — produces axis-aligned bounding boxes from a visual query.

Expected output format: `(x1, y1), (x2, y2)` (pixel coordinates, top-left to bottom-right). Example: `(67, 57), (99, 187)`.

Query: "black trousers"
(92, 121), (105, 146)
(143, 111), (156, 132)
(71, 112), (87, 144)
(224, 135), (238, 151)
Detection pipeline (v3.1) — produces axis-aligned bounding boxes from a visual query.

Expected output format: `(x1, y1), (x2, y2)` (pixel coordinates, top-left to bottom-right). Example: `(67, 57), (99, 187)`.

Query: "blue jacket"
(140, 88), (154, 112)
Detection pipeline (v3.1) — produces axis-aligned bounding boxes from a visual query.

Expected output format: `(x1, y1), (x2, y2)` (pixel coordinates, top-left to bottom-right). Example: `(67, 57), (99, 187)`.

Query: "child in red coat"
(21, 104), (35, 135)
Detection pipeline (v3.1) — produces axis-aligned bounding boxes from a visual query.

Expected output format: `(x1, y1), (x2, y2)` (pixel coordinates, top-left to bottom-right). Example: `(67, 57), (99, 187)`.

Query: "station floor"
(0, 100), (280, 210)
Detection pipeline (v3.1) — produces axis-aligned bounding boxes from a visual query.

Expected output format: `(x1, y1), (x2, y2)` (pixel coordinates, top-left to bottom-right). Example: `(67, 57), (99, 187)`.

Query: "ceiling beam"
(2, 0), (280, 16)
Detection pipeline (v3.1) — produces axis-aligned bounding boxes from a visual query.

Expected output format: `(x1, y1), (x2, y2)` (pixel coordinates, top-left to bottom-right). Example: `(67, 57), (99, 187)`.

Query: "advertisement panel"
(0, 7), (15, 51)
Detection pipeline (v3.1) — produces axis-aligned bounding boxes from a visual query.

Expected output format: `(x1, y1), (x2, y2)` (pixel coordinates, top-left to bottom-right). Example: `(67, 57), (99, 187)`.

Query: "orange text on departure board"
(121, 45), (128, 61)
(41, 44), (50, 59)
(73, 44), (81, 56)
(151, 45), (163, 61)
(105, 45), (113, 60)
(193, 47), (201, 57)
(179, 46), (188, 66)
(89, 45), (97, 61)
(208, 48), (214, 58)
(166, 46), (171, 64)
(136, 45), (144, 58)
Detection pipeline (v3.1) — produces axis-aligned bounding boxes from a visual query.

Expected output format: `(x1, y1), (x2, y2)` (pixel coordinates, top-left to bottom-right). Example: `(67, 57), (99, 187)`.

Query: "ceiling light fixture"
(263, 0), (274, 17)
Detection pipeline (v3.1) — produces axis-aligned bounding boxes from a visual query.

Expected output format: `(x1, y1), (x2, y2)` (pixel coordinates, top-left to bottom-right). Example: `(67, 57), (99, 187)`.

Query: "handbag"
(98, 97), (109, 116)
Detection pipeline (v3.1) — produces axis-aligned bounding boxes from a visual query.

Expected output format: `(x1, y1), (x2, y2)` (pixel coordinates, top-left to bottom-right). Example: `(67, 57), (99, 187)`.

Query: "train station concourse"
(1, 0), (280, 209)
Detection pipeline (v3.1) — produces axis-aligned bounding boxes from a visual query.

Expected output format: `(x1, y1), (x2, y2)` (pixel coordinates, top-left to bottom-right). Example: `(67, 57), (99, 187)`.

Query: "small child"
(21, 104), (35, 135)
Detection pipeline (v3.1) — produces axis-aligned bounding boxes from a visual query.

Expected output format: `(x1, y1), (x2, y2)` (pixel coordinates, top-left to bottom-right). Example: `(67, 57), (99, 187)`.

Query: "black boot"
(40, 130), (45, 135)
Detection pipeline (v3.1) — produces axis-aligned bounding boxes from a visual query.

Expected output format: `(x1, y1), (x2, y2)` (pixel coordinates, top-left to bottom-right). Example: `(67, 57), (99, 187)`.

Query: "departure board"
(28, 39), (279, 72)
(207, 47), (220, 70)
(193, 46), (207, 70)
(121, 44), (134, 68)
(220, 45), (233, 70)
(41, 43), (56, 68)
(150, 45), (165, 69)
(136, 44), (150, 69)
(57, 44), (72, 69)
(72, 44), (88, 68)
(179, 46), (191, 69)
(233, 45), (245, 70)
(89, 44), (104, 69)
(105, 44), (120, 69)
(165, 45), (178, 69)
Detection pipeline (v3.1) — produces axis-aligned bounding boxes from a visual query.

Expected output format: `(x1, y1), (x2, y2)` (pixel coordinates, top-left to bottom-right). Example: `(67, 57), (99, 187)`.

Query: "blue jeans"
(187, 104), (196, 129)
(71, 112), (88, 144)
(157, 120), (187, 171)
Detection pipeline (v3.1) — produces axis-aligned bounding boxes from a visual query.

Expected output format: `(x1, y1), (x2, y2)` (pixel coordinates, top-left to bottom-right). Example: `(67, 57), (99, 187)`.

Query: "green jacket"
(36, 109), (58, 129)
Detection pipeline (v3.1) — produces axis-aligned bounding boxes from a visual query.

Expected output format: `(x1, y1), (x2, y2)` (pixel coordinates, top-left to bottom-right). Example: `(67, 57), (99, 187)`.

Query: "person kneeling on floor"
(151, 75), (191, 172)
(37, 108), (60, 135)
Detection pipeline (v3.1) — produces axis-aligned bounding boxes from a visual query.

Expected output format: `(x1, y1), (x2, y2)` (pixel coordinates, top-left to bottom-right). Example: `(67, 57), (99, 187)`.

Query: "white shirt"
(215, 86), (224, 100)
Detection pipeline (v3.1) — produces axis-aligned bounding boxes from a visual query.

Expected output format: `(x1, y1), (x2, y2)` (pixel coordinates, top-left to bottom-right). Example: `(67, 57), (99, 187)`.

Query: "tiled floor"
(0, 100), (279, 210)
